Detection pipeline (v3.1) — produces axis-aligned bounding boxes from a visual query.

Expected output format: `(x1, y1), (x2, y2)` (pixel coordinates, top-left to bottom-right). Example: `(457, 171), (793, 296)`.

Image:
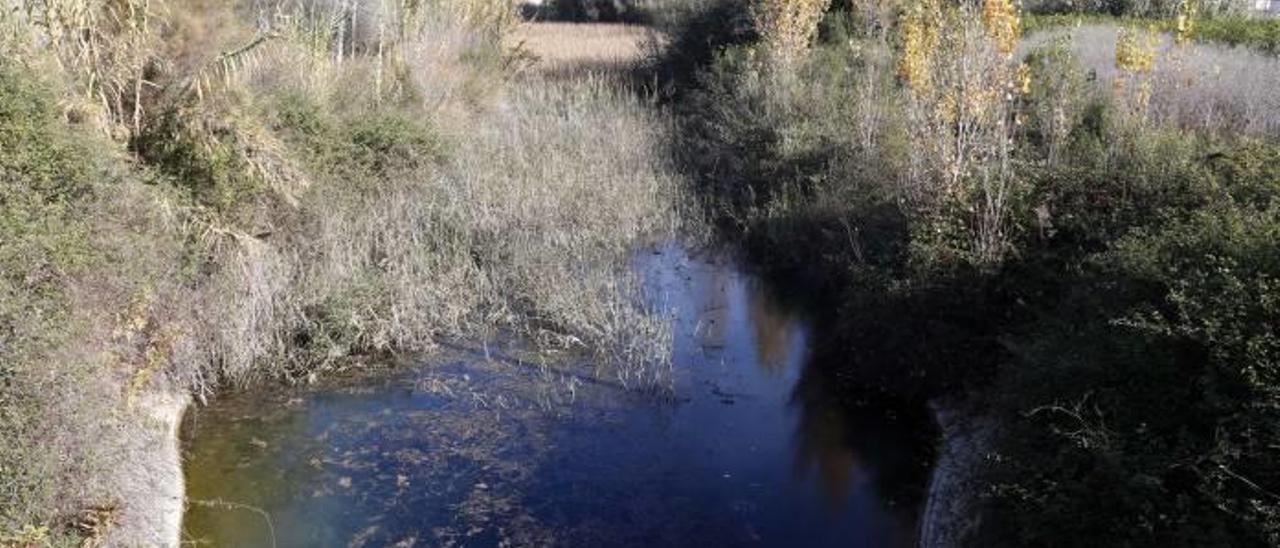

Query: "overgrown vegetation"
(1, 0), (684, 542)
(6, 0), (1278, 542)
(660, 0), (1280, 545)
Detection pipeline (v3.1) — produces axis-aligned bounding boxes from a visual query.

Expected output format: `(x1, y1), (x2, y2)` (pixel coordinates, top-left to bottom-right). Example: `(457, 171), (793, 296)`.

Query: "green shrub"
(0, 61), (99, 369)
(268, 94), (442, 182)
(0, 61), (101, 534)
(132, 107), (269, 217)
(345, 114), (442, 176)
(1020, 37), (1092, 165)
(1189, 16), (1280, 54)
(984, 140), (1280, 547)
(274, 92), (335, 142)
(543, 0), (655, 22)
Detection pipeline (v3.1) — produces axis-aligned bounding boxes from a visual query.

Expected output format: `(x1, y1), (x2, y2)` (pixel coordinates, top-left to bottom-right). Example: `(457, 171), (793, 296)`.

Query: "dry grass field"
(1021, 24), (1280, 136)
(510, 22), (657, 75)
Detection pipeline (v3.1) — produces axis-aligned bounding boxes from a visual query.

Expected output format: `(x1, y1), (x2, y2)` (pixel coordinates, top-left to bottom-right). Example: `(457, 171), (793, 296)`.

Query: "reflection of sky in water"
(182, 244), (918, 547)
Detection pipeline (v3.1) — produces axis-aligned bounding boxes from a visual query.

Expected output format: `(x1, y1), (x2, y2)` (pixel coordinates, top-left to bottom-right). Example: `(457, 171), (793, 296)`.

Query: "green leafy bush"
(345, 114), (442, 176)
(532, 0), (659, 22)
(132, 107), (270, 217)
(982, 139), (1280, 547)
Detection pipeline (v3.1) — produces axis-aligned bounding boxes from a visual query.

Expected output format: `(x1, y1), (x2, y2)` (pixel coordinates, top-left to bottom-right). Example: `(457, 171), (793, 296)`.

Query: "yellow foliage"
(753, 0), (833, 66)
(1175, 0), (1198, 46)
(898, 0), (1016, 126)
(1016, 62), (1031, 95)
(897, 0), (941, 94)
(1116, 26), (1157, 75)
(981, 0), (1021, 58)
(1114, 26), (1158, 115)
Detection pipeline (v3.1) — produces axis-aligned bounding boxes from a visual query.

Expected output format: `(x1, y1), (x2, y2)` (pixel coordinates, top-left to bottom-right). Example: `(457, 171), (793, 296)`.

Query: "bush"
(345, 114), (442, 176)
(0, 61), (90, 534)
(980, 139), (1280, 547)
(132, 107), (271, 219)
(1196, 16), (1280, 54)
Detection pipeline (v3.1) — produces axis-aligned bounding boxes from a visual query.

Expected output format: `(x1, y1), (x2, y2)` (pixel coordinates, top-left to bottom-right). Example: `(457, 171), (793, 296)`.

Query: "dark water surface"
(182, 244), (933, 547)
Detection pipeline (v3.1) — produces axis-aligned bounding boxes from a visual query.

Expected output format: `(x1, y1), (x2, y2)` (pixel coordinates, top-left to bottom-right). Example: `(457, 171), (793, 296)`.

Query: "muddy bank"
(918, 400), (994, 548)
(104, 391), (189, 547)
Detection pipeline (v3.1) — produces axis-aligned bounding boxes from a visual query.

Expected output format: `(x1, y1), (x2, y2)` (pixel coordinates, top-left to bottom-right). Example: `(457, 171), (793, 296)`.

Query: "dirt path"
(919, 400), (994, 548)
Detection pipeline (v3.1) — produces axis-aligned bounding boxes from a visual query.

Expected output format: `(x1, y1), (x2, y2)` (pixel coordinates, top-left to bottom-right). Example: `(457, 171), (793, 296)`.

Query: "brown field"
(509, 22), (657, 75)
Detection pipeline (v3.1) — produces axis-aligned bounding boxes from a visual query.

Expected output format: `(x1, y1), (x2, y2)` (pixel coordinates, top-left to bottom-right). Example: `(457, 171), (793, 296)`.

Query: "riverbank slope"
(1, 5), (684, 543)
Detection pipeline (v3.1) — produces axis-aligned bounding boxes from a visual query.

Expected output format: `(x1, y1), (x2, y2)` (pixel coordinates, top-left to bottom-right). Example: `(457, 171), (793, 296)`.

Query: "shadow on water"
(181, 242), (937, 547)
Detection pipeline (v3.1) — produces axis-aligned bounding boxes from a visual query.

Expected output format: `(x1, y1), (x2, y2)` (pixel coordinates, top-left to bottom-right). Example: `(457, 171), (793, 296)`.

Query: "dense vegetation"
(657, 0), (1280, 545)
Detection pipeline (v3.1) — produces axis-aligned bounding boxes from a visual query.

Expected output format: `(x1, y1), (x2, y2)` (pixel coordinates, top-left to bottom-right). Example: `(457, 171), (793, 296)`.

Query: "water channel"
(181, 244), (936, 547)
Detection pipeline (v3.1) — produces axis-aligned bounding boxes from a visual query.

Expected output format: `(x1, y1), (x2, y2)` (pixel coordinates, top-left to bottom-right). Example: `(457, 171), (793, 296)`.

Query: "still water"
(181, 244), (933, 547)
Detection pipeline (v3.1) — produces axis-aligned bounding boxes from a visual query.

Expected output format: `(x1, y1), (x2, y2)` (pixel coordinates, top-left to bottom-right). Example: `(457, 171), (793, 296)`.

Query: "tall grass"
(161, 2), (688, 391)
(1, 0), (160, 135)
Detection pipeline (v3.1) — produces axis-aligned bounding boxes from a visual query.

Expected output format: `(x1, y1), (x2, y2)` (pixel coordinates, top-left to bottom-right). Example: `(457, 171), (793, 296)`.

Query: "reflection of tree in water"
(747, 278), (795, 376)
(791, 368), (864, 504)
(789, 340), (940, 513)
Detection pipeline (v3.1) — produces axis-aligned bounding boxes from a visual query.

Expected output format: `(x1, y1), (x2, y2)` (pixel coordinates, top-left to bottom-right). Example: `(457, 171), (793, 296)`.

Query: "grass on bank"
(1, 0), (686, 541)
(1024, 13), (1280, 54)
(661, 0), (1280, 545)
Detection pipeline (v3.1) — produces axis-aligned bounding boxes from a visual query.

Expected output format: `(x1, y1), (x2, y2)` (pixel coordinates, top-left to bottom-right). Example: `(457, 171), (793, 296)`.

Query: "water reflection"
(792, 375), (865, 506)
(644, 243), (932, 521)
(750, 287), (795, 376)
(182, 243), (933, 547)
